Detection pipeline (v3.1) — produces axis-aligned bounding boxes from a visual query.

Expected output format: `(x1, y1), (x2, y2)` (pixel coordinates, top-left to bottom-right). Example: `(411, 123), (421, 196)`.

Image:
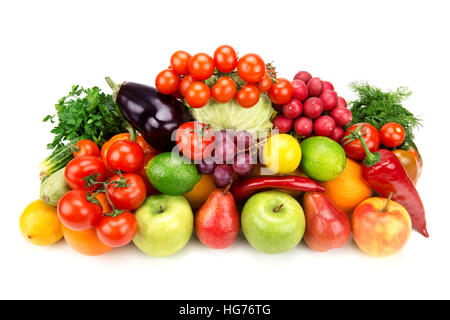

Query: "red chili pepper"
(230, 176), (325, 203)
(348, 125), (428, 237)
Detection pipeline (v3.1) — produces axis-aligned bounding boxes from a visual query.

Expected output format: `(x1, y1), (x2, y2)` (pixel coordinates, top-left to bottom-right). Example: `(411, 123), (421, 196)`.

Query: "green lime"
(300, 136), (346, 181)
(146, 152), (201, 195)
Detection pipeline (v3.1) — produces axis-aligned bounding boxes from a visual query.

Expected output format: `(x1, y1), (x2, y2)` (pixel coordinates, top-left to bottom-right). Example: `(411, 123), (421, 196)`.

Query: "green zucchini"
(40, 167), (70, 206)
(39, 143), (75, 181)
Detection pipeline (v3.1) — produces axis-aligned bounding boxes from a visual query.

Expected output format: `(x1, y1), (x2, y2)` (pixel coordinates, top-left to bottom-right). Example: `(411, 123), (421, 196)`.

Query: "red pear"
(195, 186), (240, 249)
(303, 192), (351, 252)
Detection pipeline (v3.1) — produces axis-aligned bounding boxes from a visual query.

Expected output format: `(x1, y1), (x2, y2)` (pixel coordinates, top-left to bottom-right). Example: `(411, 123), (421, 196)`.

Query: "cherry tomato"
(211, 76), (237, 103)
(96, 211), (137, 247)
(170, 50), (191, 75)
(188, 53), (215, 80)
(342, 123), (381, 160)
(107, 173), (147, 211)
(380, 122), (406, 148)
(155, 69), (180, 95)
(268, 78), (294, 105)
(176, 121), (215, 161)
(179, 74), (195, 97)
(73, 139), (100, 158)
(65, 156), (106, 191)
(213, 45), (238, 73)
(237, 53), (265, 83)
(106, 140), (144, 173)
(57, 190), (103, 231)
(257, 73), (273, 93)
(236, 84), (261, 108)
(185, 81), (211, 108)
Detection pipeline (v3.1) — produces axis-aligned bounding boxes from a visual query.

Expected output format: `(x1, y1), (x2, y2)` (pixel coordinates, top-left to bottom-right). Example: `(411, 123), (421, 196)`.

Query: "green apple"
(242, 191), (305, 254)
(133, 194), (193, 257)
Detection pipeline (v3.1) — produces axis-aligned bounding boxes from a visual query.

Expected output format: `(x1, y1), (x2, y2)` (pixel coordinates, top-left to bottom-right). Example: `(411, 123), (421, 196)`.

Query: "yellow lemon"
(20, 199), (63, 246)
(262, 134), (302, 174)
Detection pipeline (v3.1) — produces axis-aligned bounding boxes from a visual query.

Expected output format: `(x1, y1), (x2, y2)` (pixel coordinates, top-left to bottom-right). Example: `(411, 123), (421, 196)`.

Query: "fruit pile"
(21, 45), (427, 259)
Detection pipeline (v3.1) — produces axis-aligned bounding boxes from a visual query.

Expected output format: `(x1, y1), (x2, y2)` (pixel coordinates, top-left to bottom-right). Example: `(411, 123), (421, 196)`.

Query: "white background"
(1, 0), (449, 300)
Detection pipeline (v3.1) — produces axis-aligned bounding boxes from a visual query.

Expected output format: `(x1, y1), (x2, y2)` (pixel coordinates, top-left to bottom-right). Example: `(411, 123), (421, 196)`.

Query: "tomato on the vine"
(188, 53), (215, 80)
(185, 81), (211, 108)
(106, 140), (144, 173)
(155, 69), (180, 95)
(73, 139), (100, 158)
(96, 211), (138, 247)
(214, 45), (238, 73)
(342, 123), (381, 160)
(380, 122), (405, 148)
(170, 50), (191, 75)
(211, 76), (236, 103)
(107, 173), (147, 211)
(65, 156), (106, 191)
(268, 78), (294, 105)
(236, 84), (261, 108)
(257, 73), (273, 93)
(237, 53), (266, 83)
(57, 190), (103, 231)
(176, 121), (215, 161)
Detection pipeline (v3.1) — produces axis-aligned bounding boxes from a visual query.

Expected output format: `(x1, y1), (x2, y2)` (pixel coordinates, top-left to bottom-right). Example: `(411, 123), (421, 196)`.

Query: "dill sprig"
(348, 82), (422, 140)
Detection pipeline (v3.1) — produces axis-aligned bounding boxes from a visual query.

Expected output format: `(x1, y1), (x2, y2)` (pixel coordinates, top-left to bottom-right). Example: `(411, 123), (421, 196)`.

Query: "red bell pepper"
(230, 176), (325, 203)
(348, 125), (428, 237)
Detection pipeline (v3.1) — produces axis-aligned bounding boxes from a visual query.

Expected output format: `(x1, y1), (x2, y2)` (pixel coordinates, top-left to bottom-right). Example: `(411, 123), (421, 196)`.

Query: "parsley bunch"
(348, 82), (422, 140)
(44, 85), (129, 149)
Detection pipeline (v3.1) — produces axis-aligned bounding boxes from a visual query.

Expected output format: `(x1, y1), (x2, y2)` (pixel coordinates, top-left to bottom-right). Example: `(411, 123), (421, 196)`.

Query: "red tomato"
(179, 74), (194, 97)
(155, 69), (180, 95)
(176, 121), (215, 161)
(107, 173), (147, 211)
(73, 139), (100, 158)
(65, 156), (106, 191)
(380, 122), (406, 148)
(137, 152), (159, 196)
(236, 84), (261, 108)
(237, 53), (266, 83)
(106, 140), (144, 173)
(188, 53), (215, 80)
(57, 190), (103, 231)
(268, 78), (294, 105)
(170, 50), (191, 75)
(185, 81), (211, 108)
(257, 73), (273, 93)
(211, 76), (237, 103)
(96, 212), (137, 247)
(342, 123), (381, 160)
(213, 45), (238, 73)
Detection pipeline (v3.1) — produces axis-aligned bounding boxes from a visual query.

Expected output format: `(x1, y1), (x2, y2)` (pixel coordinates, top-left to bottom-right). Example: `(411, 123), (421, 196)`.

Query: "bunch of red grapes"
(272, 71), (352, 142)
(197, 130), (257, 188)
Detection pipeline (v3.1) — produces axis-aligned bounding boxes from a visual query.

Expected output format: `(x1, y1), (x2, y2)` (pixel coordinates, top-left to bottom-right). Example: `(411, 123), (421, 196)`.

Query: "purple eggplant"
(106, 77), (192, 151)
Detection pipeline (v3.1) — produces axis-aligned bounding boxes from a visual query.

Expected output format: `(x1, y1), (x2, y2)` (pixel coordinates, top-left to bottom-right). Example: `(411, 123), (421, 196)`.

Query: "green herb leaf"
(348, 82), (422, 140)
(43, 85), (129, 150)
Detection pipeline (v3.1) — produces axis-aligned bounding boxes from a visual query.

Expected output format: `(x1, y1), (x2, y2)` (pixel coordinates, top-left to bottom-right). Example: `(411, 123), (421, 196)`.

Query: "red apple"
(352, 197), (412, 257)
(303, 192), (351, 252)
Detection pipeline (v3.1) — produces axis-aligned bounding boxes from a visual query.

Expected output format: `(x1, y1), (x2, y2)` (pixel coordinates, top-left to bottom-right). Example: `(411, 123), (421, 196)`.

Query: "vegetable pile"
(21, 45), (428, 259)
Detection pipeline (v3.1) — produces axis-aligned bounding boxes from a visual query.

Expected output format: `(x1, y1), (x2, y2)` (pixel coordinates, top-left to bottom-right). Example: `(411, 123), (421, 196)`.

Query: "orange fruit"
(183, 174), (217, 209)
(62, 224), (112, 256)
(323, 158), (372, 215)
